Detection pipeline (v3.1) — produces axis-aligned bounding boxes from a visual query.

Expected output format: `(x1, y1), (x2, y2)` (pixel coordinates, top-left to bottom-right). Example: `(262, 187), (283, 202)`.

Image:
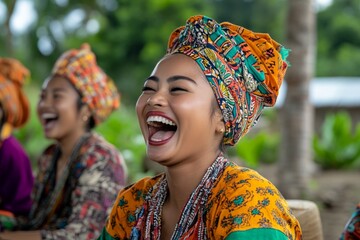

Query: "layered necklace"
(140, 153), (228, 240)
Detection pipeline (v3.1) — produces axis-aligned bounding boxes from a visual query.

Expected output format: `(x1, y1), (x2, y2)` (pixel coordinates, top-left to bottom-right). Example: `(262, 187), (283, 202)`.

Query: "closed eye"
(142, 86), (155, 92)
(54, 94), (63, 99)
(171, 87), (188, 92)
(39, 92), (45, 101)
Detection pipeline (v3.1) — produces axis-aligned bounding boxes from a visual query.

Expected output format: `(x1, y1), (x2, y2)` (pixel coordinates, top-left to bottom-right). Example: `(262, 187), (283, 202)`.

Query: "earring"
(82, 115), (89, 122)
(217, 128), (225, 134)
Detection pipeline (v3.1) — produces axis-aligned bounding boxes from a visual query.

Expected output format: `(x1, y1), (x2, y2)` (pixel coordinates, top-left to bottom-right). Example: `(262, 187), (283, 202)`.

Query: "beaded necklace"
(141, 154), (228, 239)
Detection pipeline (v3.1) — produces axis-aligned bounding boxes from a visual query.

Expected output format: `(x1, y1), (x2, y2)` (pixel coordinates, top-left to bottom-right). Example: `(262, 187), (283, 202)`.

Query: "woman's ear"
(214, 108), (225, 135)
(79, 105), (91, 124)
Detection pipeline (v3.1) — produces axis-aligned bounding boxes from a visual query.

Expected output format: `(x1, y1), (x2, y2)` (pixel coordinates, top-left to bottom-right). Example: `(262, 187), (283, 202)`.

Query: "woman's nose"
(37, 95), (50, 109)
(146, 91), (167, 107)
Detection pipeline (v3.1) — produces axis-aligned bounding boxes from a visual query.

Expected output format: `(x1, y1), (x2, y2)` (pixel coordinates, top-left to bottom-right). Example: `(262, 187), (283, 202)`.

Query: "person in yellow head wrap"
(0, 44), (127, 240)
(98, 15), (302, 240)
(0, 58), (34, 228)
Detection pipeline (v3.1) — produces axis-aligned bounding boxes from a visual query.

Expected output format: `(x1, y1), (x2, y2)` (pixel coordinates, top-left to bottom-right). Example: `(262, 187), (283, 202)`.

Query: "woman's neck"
(164, 150), (222, 212)
(57, 131), (89, 162)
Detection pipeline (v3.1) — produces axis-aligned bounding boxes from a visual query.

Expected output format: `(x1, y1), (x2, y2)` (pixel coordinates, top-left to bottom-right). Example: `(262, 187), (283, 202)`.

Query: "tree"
(277, 0), (316, 198)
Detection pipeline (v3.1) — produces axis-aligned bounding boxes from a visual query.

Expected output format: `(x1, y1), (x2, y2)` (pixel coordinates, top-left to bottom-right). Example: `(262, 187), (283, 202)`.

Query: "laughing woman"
(0, 44), (127, 240)
(99, 16), (302, 239)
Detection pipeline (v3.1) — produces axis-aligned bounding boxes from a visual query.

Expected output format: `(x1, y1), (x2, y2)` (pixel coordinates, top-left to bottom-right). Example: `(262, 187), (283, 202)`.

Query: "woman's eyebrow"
(145, 76), (159, 82)
(167, 75), (197, 85)
(52, 87), (66, 93)
(145, 75), (197, 85)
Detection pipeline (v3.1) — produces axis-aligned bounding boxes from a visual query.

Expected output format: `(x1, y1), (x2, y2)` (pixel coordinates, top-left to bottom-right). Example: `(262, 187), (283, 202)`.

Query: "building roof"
(276, 77), (360, 107)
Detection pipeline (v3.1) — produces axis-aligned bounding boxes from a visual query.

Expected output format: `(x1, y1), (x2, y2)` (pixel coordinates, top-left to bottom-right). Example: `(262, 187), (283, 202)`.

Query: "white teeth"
(42, 113), (57, 120)
(147, 116), (176, 126)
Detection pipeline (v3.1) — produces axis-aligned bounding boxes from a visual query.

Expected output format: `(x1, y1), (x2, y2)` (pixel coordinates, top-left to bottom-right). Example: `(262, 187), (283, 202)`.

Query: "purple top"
(0, 135), (34, 216)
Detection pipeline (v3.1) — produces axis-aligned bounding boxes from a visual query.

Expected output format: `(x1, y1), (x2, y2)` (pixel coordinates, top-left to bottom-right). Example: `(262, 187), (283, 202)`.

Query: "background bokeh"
(1, 1), (360, 239)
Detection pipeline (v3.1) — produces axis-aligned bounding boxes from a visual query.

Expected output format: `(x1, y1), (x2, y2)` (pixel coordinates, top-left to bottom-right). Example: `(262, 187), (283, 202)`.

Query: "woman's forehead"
(152, 54), (206, 83)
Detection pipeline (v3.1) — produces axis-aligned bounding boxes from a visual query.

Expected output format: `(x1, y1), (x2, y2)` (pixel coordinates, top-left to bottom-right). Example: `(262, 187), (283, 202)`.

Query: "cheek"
(36, 101), (43, 118)
(174, 95), (212, 113)
(136, 94), (147, 117)
(57, 99), (79, 118)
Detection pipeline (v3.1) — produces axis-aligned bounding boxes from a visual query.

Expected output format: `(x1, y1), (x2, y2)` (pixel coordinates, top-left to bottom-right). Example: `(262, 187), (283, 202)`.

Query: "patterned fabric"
(340, 202), (360, 240)
(167, 15), (289, 145)
(19, 133), (127, 240)
(50, 43), (120, 125)
(99, 156), (301, 240)
(0, 58), (30, 139)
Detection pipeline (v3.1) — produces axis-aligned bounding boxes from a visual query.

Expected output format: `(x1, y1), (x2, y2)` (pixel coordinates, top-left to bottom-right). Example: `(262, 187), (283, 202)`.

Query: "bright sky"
(0, 0), (334, 34)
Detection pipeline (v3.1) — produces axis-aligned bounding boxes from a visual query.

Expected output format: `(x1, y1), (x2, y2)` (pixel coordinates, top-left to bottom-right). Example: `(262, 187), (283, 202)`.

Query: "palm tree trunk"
(278, 0), (316, 198)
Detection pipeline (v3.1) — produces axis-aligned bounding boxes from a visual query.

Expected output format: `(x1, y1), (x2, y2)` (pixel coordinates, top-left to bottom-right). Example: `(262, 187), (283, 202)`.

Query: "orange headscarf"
(0, 58), (30, 139)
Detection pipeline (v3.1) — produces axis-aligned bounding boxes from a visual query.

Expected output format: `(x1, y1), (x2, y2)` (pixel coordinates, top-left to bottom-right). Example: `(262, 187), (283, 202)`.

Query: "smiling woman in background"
(0, 44), (127, 240)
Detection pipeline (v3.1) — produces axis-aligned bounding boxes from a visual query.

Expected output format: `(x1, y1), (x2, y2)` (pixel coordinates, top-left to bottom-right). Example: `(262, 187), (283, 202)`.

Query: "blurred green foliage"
(230, 131), (280, 168)
(317, 0), (360, 76)
(313, 112), (360, 169)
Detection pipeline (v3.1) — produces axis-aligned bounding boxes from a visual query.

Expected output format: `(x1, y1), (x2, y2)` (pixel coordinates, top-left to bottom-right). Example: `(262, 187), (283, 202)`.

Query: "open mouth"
(41, 113), (59, 129)
(147, 115), (177, 144)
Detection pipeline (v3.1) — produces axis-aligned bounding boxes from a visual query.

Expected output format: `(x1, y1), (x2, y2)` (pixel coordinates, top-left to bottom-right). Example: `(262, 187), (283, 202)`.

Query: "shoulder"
(78, 133), (127, 184)
(1, 136), (28, 159)
(80, 133), (125, 166)
(212, 161), (285, 208)
(0, 136), (31, 173)
(1, 135), (21, 148)
(83, 133), (120, 156)
(207, 162), (301, 239)
(112, 174), (164, 211)
(217, 162), (277, 192)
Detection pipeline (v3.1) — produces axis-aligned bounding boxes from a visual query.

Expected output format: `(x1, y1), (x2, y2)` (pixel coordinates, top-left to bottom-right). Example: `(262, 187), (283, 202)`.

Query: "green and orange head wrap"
(51, 43), (120, 125)
(167, 15), (289, 146)
(0, 58), (30, 139)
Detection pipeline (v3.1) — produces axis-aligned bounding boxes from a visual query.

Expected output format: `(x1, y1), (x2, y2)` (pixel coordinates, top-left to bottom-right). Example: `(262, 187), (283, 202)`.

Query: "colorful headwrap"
(0, 58), (30, 139)
(51, 43), (120, 125)
(167, 15), (289, 146)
